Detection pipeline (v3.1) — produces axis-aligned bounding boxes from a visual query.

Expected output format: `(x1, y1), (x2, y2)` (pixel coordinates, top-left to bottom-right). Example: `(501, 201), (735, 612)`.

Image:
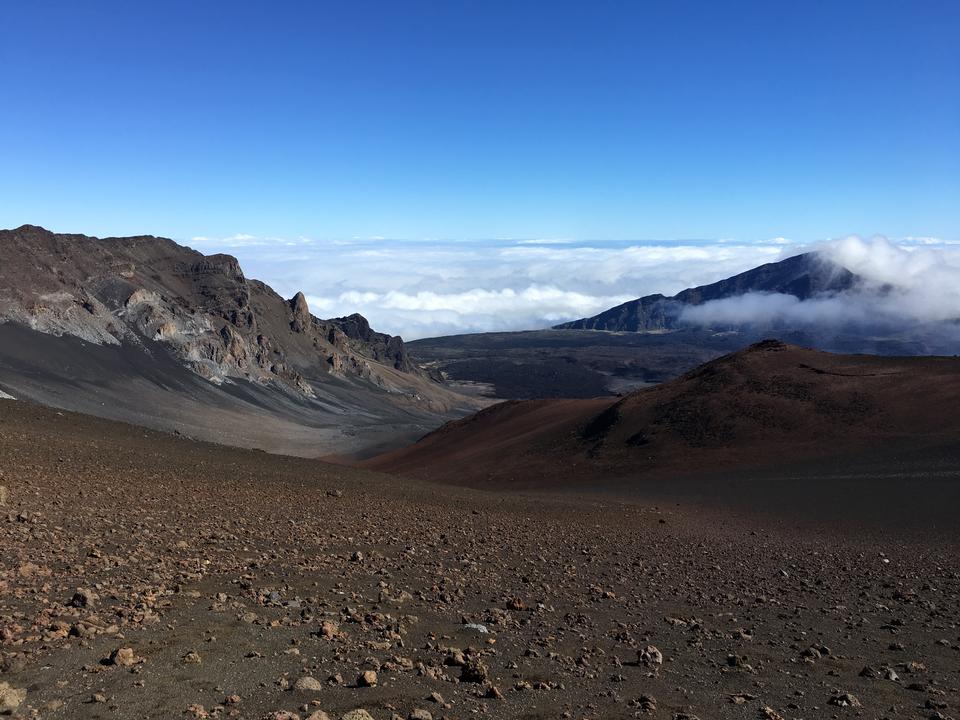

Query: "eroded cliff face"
(0, 225), (425, 398)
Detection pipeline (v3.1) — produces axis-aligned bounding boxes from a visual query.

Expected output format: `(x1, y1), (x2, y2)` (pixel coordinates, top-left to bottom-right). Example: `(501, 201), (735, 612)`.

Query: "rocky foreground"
(1, 399), (958, 719)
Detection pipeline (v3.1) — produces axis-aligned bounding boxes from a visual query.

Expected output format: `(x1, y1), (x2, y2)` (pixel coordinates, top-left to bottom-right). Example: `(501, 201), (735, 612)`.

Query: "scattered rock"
(638, 645), (663, 667)
(636, 694), (656, 712)
(726, 653), (751, 669)
(320, 620), (342, 640)
(0, 683), (26, 715)
(829, 692), (862, 708)
(71, 587), (99, 608)
(341, 711), (375, 720)
(459, 657), (489, 683)
(484, 685), (504, 700)
(2, 378), (959, 720)
(183, 651), (202, 665)
(294, 676), (324, 692)
(357, 670), (378, 687)
(107, 647), (140, 667)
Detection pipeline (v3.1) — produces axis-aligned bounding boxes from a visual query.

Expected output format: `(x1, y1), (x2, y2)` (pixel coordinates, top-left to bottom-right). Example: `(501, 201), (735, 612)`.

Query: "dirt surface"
(407, 329), (747, 400)
(367, 341), (960, 490)
(1, 398), (959, 720)
(0, 323), (475, 460)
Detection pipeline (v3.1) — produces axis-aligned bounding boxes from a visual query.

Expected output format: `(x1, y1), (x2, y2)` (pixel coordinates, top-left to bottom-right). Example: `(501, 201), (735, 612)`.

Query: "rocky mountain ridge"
(0, 225), (478, 457)
(0, 225), (420, 396)
(555, 252), (856, 331)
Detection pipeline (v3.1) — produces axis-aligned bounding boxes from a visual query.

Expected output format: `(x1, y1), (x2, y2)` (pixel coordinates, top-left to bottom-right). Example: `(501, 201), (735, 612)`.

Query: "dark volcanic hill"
(555, 252), (855, 331)
(407, 328), (752, 399)
(409, 252), (946, 401)
(0, 224), (478, 456)
(367, 340), (960, 486)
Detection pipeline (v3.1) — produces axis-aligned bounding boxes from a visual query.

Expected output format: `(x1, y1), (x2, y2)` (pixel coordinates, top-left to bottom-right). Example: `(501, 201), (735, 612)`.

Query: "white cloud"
(681, 235), (960, 331)
(191, 233), (302, 249)
(515, 238), (575, 245)
(181, 236), (794, 339)
(899, 236), (958, 246)
(182, 232), (958, 340)
(306, 286), (635, 338)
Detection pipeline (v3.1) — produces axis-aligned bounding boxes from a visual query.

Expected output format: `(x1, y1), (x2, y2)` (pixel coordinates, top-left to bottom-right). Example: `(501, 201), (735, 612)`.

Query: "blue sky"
(2, 2), (958, 337)
(2, 0), (957, 242)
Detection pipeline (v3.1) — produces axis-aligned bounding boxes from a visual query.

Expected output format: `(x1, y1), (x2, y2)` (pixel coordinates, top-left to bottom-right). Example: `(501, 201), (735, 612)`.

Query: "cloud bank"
(187, 233), (960, 341)
(188, 235), (794, 339)
(680, 235), (960, 333)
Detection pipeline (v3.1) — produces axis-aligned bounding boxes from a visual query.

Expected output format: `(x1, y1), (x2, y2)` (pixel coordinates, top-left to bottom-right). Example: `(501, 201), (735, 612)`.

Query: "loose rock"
(829, 692), (862, 708)
(357, 670), (378, 687)
(108, 647), (140, 667)
(341, 711), (375, 720)
(294, 676), (324, 693)
(0, 683), (26, 715)
(638, 645), (663, 667)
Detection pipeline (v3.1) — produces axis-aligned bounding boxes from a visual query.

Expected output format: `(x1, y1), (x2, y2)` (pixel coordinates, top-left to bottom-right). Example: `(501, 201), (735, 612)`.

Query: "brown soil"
(365, 341), (960, 489)
(1, 396), (958, 720)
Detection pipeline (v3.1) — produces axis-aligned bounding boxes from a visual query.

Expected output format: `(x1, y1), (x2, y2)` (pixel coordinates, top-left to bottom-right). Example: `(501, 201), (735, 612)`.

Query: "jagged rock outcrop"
(289, 292), (311, 333)
(0, 225), (423, 397)
(326, 313), (414, 372)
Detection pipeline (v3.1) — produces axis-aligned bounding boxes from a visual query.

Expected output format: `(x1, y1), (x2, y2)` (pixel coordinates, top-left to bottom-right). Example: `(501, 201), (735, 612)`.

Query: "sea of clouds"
(187, 233), (959, 340)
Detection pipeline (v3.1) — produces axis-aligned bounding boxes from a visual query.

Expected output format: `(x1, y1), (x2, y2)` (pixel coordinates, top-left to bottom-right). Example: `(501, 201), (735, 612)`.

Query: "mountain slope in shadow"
(366, 340), (960, 486)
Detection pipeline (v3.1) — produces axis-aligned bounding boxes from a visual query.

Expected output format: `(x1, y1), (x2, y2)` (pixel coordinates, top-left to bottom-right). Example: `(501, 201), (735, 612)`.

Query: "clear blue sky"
(2, 0), (958, 243)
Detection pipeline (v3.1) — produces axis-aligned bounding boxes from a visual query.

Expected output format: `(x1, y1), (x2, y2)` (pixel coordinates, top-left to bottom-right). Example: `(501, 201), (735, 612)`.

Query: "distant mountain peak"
(554, 252), (857, 332)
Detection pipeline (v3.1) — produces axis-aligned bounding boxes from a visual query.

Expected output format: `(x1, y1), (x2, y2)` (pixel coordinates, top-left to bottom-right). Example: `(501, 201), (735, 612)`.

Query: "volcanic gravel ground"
(1, 400), (958, 720)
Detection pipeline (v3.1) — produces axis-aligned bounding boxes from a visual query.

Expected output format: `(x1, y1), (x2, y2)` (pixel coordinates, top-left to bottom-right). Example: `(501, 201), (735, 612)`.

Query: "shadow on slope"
(0, 323), (466, 458)
(367, 339), (960, 486)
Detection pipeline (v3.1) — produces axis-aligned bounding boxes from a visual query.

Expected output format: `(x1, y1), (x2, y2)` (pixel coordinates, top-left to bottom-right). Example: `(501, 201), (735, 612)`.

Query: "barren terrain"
(370, 341), (960, 491)
(407, 329), (746, 400)
(2, 396), (958, 720)
(0, 226), (479, 458)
